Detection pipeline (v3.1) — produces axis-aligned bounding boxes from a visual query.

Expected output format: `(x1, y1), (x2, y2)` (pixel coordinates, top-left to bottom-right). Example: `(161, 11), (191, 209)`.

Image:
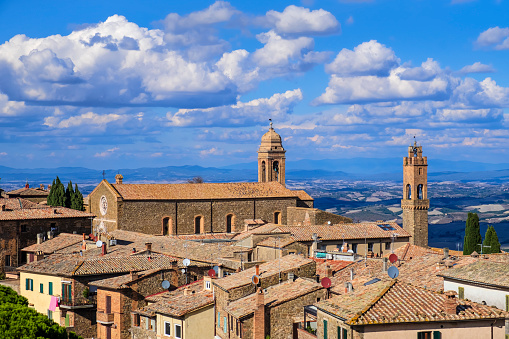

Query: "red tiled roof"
(7, 187), (49, 197)
(22, 233), (84, 254)
(273, 221), (410, 241)
(438, 260), (509, 288)
(317, 279), (508, 325)
(256, 236), (296, 248)
(0, 198), (43, 210)
(0, 206), (94, 221)
(225, 278), (322, 318)
(137, 280), (214, 317)
(91, 268), (165, 289)
(213, 254), (314, 291)
(111, 181), (307, 200)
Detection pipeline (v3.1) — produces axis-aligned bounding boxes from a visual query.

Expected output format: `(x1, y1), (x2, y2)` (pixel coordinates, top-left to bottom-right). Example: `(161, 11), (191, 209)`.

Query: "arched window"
(226, 214), (234, 233)
(274, 211), (281, 224)
(406, 184), (412, 199)
(273, 161), (279, 182)
(261, 161), (266, 182)
(417, 184), (423, 199)
(162, 217), (174, 235)
(419, 168), (423, 175)
(194, 216), (203, 234)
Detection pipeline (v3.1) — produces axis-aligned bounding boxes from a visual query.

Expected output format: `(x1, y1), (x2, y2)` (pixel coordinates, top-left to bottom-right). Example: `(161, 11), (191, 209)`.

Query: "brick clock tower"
(258, 121), (286, 186)
(401, 140), (429, 247)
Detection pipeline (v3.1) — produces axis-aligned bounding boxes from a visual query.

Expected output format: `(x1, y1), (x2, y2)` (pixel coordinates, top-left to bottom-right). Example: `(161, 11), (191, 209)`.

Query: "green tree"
(463, 212), (482, 255)
(71, 184), (84, 211)
(482, 226), (493, 254)
(47, 177), (66, 207)
(47, 179), (56, 206)
(0, 285), (28, 306)
(65, 181), (74, 208)
(489, 225), (501, 253)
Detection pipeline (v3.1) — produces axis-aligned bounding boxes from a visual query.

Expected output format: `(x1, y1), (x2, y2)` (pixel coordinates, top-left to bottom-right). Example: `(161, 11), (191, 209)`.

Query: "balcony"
(97, 311), (114, 325)
(59, 295), (96, 310)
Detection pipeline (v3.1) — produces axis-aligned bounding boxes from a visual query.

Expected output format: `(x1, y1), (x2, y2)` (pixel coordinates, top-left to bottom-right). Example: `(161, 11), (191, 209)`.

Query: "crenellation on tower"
(401, 140), (429, 247)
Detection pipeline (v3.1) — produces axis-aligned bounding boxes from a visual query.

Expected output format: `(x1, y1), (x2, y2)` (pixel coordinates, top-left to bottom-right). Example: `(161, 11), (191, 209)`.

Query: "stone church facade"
(88, 125), (314, 235)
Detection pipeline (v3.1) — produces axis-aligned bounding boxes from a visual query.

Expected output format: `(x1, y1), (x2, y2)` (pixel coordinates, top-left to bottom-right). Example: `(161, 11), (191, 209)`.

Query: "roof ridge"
(72, 260), (85, 275)
(348, 279), (398, 325)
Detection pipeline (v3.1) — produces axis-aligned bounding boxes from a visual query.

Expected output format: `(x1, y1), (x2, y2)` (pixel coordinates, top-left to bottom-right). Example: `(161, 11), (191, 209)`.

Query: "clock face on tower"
(100, 196), (108, 216)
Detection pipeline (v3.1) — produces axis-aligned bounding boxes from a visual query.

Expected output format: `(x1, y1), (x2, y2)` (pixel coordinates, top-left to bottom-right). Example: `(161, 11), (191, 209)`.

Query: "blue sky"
(0, 0), (508, 169)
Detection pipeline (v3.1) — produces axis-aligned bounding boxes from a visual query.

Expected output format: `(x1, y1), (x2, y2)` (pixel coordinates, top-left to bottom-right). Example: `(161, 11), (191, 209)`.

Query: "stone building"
(401, 141), (429, 247)
(258, 121), (286, 186)
(0, 197), (92, 270)
(6, 183), (49, 203)
(315, 279), (508, 339)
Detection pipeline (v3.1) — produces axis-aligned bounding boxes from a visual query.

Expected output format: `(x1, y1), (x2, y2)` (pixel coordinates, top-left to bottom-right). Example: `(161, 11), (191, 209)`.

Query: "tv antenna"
(102, 170), (106, 180)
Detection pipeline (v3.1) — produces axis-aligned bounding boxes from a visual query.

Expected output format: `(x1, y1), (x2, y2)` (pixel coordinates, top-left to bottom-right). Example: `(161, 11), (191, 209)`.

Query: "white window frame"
(206, 281), (211, 289)
(174, 323), (182, 339)
(164, 321), (171, 336)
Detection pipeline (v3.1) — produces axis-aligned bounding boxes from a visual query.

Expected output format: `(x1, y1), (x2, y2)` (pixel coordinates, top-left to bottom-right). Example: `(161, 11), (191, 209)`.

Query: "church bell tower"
(401, 140), (429, 247)
(258, 121), (286, 186)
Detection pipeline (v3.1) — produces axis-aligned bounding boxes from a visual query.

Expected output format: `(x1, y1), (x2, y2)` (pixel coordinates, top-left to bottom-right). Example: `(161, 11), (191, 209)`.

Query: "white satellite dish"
(183, 258), (191, 267)
(161, 280), (170, 289)
(347, 249), (354, 253)
(181, 268), (186, 274)
(213, 265), (219, 274)
(96, 240), (103, 248)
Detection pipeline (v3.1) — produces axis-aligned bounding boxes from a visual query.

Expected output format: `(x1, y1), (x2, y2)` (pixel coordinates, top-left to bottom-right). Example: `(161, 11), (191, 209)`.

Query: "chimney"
(184, 287), (192, 296)
(130, 271), (138, 281)
(132, 247), (136, 254)
(82, 233), (86, 241)
(115, 173), (123, 184)
(47, 231), (54, 240)
(145, 242), (152, 252)
(326, 265), (333, 278)
(53, 209), (58, 214)
(35, 251), (44, 261)
(101, 243), (107, 256)
(443, 248), (449, 259)
(444, 290), (457, 315)
(344, 282), (353, 293)
(342, 242), (348, 253)
(40, 184), (44, 190)
(37, 233), (44, 244)
(0, 204), (5, 211)
(47, 184), (51, 191)
(25, 182), (29, 188)
(255, 264), (260, 276)
(350, 268), (354, 281)
(253, 287), (265, 339)
(382, 257), (388, 272)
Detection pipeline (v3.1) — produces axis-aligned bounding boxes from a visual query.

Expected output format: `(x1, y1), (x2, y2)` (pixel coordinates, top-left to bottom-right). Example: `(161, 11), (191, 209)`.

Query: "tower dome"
(258, 121), (286, 186)
(259, 122), (283, 152)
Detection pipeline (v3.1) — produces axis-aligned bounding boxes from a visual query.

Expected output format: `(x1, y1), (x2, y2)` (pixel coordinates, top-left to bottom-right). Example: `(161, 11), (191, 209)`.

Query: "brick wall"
(287, 207), (352, 226)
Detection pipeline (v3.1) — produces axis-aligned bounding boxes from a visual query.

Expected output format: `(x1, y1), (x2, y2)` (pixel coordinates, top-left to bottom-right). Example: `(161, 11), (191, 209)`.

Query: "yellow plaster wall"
(19, 272), (63, 323)
(155, 305), (214, 339)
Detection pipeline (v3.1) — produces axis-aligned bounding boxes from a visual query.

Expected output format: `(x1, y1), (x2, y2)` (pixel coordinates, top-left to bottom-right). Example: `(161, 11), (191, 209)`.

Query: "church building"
(87, 125), (314, 235)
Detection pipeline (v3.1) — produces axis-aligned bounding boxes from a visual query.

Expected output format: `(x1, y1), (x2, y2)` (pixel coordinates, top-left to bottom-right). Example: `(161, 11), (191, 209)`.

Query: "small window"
(368, 243), (374, 252)
(224, 316), (227, 333)
(48, 282), (53, 295)
(40, 283), (44, 293)
(25, 278), (33, 291)
(206, 281), (211, 290)
(385, 242), (391, 250)
(164, 321), (171, 336)
(343, 328), (347, 339)
(352, 243), (357, 253)
(21, 225), (28, 233)
(151, 318), (155, 331)
(458, 287), (464, 299)
(5, 255), (11, 266)
(218, 312), (221, 327)
(133, 314), (140, 327)
(175, 324), (182, 339)
(417, 331), (432, 339)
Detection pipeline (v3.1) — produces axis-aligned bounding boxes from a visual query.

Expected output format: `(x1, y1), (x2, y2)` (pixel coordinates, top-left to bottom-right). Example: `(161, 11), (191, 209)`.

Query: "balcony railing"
(58, 294), (96, 309)
(97, 311), (114, 324)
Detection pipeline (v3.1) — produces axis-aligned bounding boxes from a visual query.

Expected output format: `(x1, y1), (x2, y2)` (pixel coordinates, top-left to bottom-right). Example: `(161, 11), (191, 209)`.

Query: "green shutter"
(343, 328), (348, 339)
(65, 314), (70, 327)
(433, 331), (441, 339)
(458, 287), (464, 299)
(40, 283), (43, 293)
(25, 278), (29, 290)
(68, 284), (72, 301)
(30, 279), (33, 291)
(49, 282), (53, 295)
(506, 295), (509, 312)
(218, 312), (221, 327)
(337, 326), (340, 339)
(223, 316), (227, 333)
(324, 320), (328, 339)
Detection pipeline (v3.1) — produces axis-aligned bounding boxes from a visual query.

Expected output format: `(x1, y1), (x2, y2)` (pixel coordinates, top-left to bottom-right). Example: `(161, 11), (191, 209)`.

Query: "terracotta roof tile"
(7, 187), (49, 197)
(137, 280), (214, 317)
(256, 236), (296, 248)
(225, 278), (322, 318)
(438, 260), (509, 288)
(213, 254), (314, 291)
(317, 280), (509, 325)
(91, 268), (164, 289)
(22, 233), (84, 254)
(274, 221), (410, 241)
(0, 198), (43, 210)
(111, 181), (308, 200)
(0, 206), (94, 221)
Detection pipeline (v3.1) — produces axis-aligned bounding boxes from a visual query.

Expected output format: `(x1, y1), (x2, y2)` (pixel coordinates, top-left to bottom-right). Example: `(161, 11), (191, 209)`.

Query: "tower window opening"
(274, 211), (281, 224)
(261, 161), (266, 182)
(273, 161), (279, 182)
(226, 214), (234, 233)
(194, 216), (203, 234)
(406, 184), (411, 199)
(417, 184), (423, 200)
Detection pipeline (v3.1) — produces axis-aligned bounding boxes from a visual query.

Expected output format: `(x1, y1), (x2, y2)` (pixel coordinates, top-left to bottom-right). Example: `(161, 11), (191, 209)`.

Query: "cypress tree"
(47, 179), (56, 206)
(72, 184), (84, 211)
(65, 181), (74, 208)
(489, 226), (501, 253)
(482, 226), (493, 254)
(53, 177), (66, 207)
(463, 212), (482, 255)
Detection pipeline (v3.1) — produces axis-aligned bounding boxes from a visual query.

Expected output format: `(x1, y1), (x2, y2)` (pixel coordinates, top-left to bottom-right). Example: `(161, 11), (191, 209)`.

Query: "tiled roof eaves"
(347, 280), (396, 325)
(436, 275), (509, 290)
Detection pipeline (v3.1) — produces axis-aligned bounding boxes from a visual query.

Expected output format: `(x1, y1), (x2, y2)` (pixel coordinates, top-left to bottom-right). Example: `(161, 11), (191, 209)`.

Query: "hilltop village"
(1, 125), (508, 339)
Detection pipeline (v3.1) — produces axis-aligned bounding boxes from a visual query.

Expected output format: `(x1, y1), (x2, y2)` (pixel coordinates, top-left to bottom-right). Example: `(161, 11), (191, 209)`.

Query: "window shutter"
(433, 331), (441, 339)
(324, 320), (328, 339)
(49, 282), (53, 295)
(343, 328), (348, 339)
(458, 287), (464, 299)
(26, 278), (29, 290)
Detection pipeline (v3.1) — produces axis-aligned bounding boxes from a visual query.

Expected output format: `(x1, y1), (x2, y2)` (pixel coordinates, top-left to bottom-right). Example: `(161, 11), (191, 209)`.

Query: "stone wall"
(287, 207), (352, 226)
(131, 322), (157, 339)
(90, 181), (119, 233)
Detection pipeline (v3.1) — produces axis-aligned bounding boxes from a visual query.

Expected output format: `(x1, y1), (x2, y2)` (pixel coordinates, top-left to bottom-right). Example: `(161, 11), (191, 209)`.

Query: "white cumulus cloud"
(265, 5), (339, 36)
(475, 26), (509, 50)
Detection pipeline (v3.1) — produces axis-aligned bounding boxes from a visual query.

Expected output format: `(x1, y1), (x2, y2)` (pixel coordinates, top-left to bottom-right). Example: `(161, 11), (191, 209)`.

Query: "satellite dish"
(389, 253), (398, 264)
(252, 275), (260, 285)
(96, 240), (103, 248)
(161, 280), (170, 289)
(321, 277), (332, 288)
(388, 266), (399, 279)
(208, 269), (216, 277)
(213, 265), (219, 274)
(182, 258), (191, 267)
(181, 269), (186, 274)
(347, 249), (354, 253)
